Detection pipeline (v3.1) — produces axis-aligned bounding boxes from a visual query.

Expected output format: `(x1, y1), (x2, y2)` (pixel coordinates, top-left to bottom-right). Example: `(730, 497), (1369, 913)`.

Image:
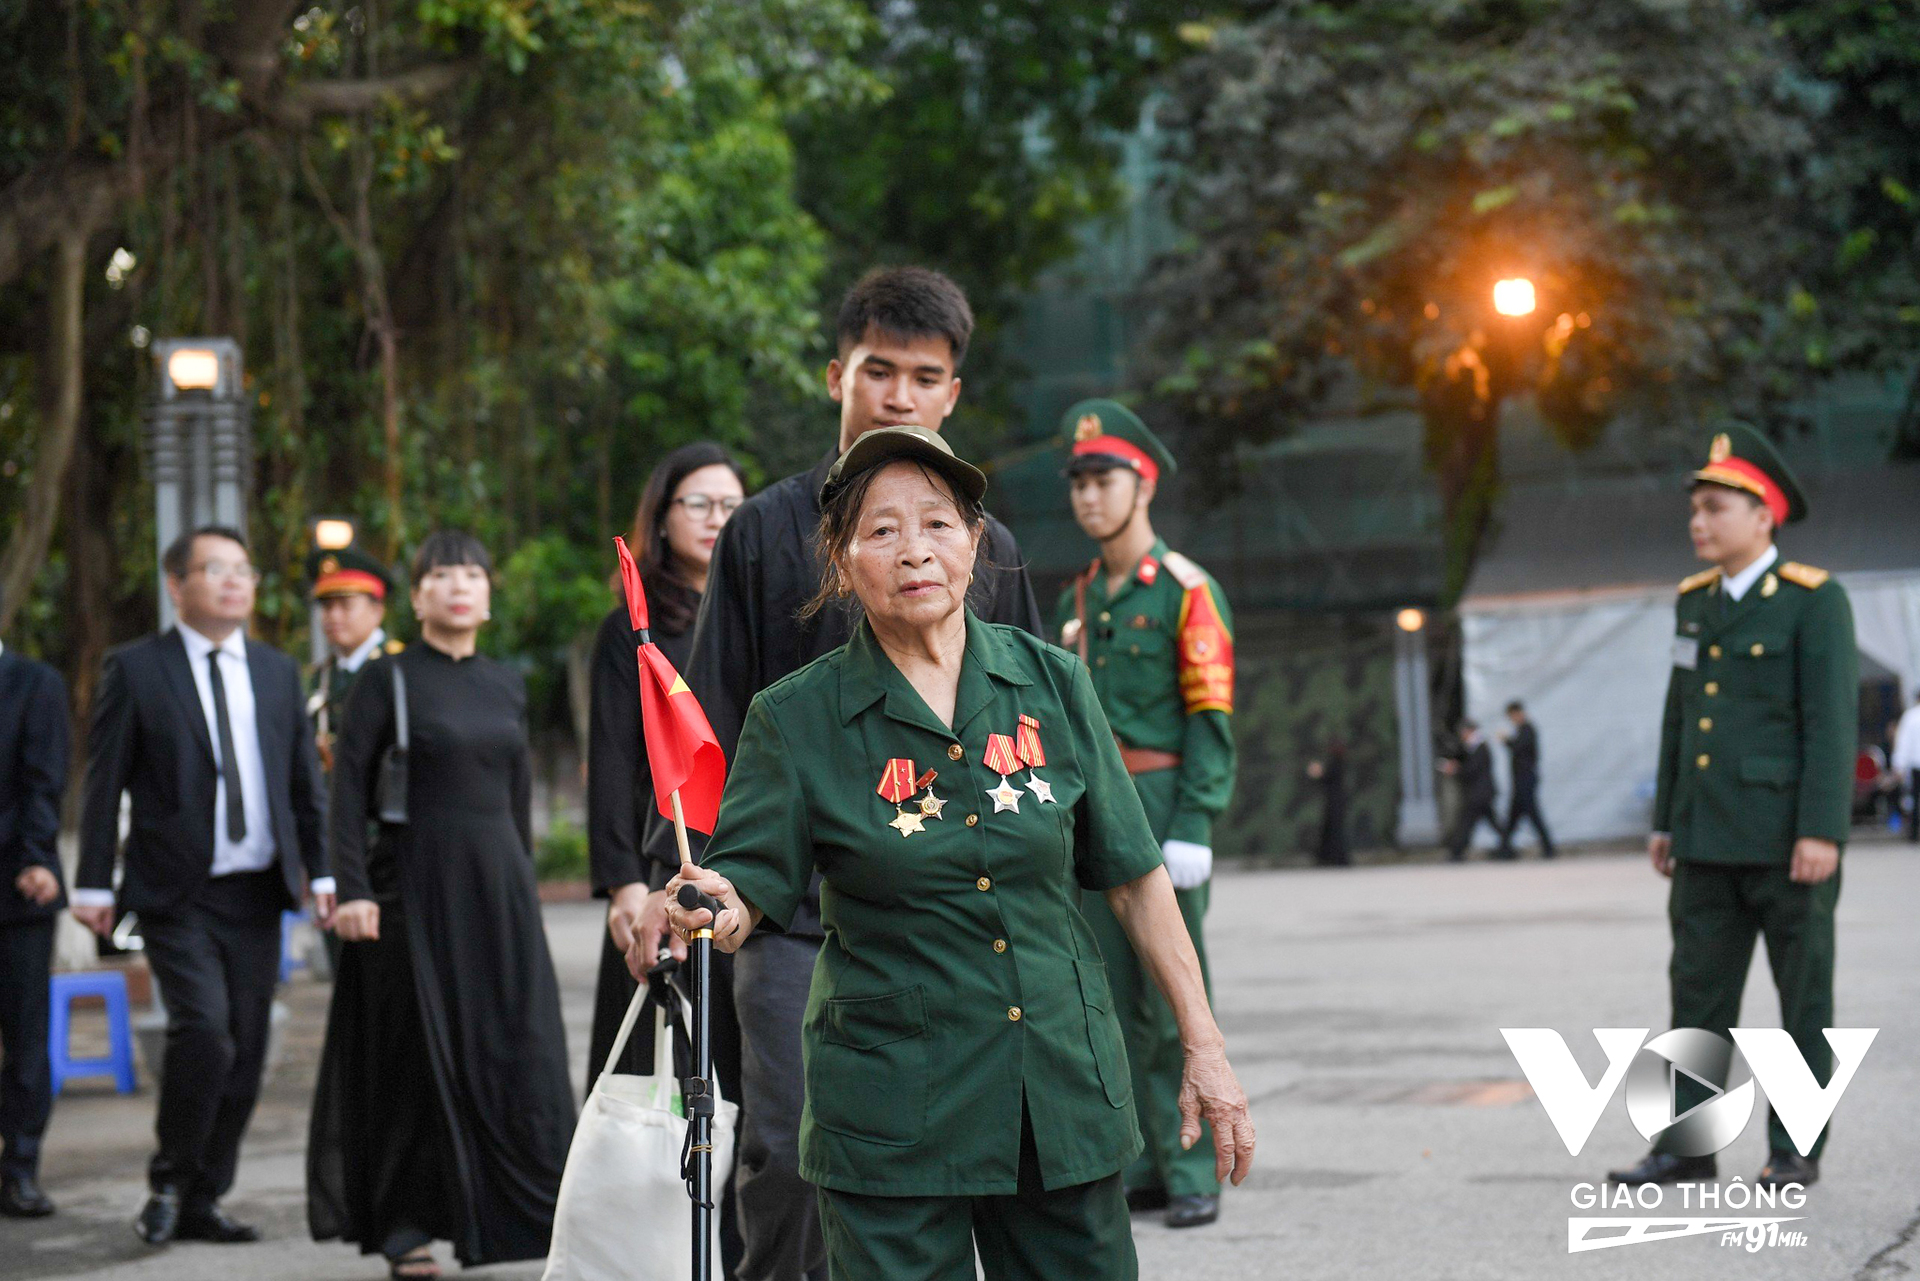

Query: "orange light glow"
(1493, 278), (1537, 317)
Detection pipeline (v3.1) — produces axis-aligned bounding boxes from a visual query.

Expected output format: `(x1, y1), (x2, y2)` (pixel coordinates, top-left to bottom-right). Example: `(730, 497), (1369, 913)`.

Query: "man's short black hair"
(835, 266), (974, 369)
(1506, 700), (1525, 714)
(1460, 718), (1479, 734)
(162, 525), (249, 579)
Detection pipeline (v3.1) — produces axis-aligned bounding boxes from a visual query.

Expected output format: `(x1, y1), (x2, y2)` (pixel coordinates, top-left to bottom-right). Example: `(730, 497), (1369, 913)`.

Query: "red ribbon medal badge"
(1015, 714), (1056, 804)
(983, 732), (1024, 814)
(877, 759), (926, 837)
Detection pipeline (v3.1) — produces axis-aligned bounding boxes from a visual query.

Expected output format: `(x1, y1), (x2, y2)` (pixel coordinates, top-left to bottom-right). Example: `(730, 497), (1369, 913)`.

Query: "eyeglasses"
(190, 562), (260, 584)
(673, 495), (744, 518)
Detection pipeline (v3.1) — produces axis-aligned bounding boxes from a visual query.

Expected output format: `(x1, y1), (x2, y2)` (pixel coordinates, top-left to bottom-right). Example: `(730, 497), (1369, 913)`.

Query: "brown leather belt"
(1118, 743), (1182, 775)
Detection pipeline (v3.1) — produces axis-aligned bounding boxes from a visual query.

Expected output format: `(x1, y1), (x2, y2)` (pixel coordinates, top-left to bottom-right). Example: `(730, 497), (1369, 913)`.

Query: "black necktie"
(207, 650), (248, 843)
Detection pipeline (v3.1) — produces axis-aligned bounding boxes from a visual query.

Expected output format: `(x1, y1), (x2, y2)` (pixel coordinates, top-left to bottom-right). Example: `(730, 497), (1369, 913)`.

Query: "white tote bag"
(543, 985), (737, 1281)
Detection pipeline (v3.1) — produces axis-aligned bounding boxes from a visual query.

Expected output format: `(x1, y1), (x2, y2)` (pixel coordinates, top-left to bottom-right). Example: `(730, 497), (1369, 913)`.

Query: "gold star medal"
(1015, 714), (1056, 804)
(983, 733), (1023, 814)
(876, 758), (926, 837)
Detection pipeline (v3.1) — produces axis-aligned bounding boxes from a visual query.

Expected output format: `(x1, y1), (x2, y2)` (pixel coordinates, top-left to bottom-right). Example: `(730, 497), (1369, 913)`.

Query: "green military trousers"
(1079, 766), (1218, 1198)
(1668, 860), (1841, 1158)
(815, 1108), (1135, 1281)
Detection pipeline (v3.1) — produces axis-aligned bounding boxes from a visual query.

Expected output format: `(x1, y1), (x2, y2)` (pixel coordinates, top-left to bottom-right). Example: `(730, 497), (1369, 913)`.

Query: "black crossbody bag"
(375, 661), (410, 824)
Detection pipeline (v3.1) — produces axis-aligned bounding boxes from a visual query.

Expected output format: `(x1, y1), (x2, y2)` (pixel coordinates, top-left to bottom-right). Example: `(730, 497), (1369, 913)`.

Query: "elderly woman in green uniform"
(663, 426), (1253, 1280)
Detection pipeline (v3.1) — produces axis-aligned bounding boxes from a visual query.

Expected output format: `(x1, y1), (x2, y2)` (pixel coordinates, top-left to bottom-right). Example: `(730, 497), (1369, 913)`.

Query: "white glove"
(1161, 839), (1213, 890)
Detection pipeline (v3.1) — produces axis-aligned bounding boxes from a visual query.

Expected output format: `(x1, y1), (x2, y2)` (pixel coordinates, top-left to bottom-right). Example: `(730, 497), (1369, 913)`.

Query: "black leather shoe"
(175, 1202), (260, 1243)
(1606, 1151), (1716, 1184)
(1166, 1194), (1219, 1228)
(1757, 1150), (1818, 1188)
(0, 1174), (55, 1217)
(1124, 1185), (1170, 1213)
(135, 1189), (180, 1245)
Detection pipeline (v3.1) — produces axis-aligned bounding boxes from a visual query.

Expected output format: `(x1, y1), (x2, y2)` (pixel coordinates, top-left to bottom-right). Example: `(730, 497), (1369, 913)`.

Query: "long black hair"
(625, 441), (745, 635)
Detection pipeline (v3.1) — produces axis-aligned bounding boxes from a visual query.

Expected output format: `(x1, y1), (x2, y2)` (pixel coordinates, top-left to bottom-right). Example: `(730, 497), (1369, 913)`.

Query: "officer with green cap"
(1052, 398), (1237, 1229)
(305, 544), (402, 773)
(1607, 423), (1856, 1191)
(662, 423), (1255, 1281)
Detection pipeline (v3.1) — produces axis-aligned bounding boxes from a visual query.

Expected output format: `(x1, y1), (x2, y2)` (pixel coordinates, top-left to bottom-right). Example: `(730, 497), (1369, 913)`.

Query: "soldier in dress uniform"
(1608, 424), (1856, 1191)
(305, 545), (403, 774)
(1053, 398), (1236, 1229)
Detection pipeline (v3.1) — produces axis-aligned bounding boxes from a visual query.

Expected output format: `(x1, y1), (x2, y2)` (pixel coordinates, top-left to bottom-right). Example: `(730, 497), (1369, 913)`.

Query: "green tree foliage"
(1141, 0), (1915, 595)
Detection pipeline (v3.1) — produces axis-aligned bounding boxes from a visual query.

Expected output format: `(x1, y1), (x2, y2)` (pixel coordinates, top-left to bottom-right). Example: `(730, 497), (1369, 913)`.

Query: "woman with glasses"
(308, 531), (576, 1280)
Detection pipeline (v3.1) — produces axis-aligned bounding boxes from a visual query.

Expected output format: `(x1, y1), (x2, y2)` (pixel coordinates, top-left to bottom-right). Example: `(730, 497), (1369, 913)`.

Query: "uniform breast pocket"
(808, 987), (930, 1147)
(1075, 959), (1132, 1109)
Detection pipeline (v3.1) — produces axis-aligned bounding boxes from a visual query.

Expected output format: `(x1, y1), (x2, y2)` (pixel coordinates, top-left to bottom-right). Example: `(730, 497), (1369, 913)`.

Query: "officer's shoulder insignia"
(1160, 550), (1209, 592)
(1778, 561), (1829, 589)
(1678, 568), (1721, 595)
(384, 638), (406, 654)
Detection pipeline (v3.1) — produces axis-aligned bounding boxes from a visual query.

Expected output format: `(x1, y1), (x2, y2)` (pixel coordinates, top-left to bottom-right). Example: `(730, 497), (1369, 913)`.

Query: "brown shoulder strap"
(1073, 561), (1097, 663)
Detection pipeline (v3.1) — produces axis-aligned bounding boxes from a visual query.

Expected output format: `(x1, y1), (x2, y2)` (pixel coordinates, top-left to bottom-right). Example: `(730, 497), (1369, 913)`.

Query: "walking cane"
(676, 877), (722, 1281)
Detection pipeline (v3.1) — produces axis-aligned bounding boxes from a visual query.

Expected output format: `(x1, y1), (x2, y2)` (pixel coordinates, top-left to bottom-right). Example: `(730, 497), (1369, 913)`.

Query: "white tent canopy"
(1459, 467), (1920, 846)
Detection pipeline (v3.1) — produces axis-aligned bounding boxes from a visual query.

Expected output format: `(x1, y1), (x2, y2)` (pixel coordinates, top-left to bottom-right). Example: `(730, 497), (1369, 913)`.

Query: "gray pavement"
(9, 839), (1917, 1280)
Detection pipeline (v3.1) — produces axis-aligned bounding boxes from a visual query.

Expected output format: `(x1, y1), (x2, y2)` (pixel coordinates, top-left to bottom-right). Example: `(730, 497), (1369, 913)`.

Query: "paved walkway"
(11, 838), (1917, 1279)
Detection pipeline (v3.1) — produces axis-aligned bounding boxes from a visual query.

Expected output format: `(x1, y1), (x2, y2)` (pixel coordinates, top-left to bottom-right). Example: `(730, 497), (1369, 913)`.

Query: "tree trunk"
(0, 228), (89, 634)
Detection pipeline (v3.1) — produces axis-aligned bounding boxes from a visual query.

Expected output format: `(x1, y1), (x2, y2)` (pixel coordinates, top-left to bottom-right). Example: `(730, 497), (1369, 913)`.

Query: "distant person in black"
(585, 442), (747, 1273)
(0, 629), (68, 1219)
(309, 531), (575, 1279)
(1499, 700), (1556, 858)
(1306, 740), (1350, 866)
(1440, 719), (1501, 862)
(637, 267), (1045, 1281)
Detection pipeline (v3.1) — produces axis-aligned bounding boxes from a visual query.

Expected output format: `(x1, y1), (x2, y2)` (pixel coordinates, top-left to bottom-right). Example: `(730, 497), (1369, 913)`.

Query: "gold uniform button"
(1699, 717), (1713, 732)
(1708, 645), (1722, 659)
(1099, 611), (1111, 623)
(1095, 656), (1107, 667)
(1704, 682), (1719, 696)
(976, 876), (992, 891)
(965, 814), (979, 828)
(1751, 642), (1765, 657)
(993, 939), (1007, 954)
(1697, 754), (1711, 769)
(1129, 645), (1140, 656)
(947, 744), (964, 761)
(1007, 1006), (1022, 1022)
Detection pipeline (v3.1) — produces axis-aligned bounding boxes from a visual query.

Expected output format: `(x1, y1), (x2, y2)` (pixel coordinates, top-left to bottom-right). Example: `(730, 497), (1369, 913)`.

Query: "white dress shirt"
(1722, 544), (1779, 602)
(337, 627), (387, 675)
(1893, 703), (1920, 775)
(71, 623), (334, 908)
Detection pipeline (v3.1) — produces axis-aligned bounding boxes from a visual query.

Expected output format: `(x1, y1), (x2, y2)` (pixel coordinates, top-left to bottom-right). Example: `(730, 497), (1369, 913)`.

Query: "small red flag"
(614, 537), (728, 835)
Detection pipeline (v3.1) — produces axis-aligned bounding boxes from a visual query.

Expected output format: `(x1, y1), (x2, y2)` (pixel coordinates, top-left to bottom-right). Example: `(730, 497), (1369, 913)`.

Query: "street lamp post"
(1393, 607), (1442, 846)
(146, 338), (250, 629)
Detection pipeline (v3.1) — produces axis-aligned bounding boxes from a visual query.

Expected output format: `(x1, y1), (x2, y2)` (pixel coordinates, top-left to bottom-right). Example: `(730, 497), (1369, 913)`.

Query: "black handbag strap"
(391, 659), (408, 751)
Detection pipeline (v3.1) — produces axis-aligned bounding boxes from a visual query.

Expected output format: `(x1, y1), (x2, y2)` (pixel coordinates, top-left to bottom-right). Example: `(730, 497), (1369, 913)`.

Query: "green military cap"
(306, 544), (394, 601)
(820, 424), (988, 509)
(1692, 422), (1808, 525)
(1061, 398), (1177, 482)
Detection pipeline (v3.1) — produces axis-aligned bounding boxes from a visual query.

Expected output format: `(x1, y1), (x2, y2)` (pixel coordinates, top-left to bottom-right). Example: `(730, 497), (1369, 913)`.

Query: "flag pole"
(673, 786), (716, 1281)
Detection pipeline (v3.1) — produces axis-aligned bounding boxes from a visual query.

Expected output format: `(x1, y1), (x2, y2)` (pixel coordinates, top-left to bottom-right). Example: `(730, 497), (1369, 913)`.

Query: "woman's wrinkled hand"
(622, 887), (687, 981)
(332, 899), (381, 943)
(663, 863), (752, 954)
(1178, 1040), (1256, 1186)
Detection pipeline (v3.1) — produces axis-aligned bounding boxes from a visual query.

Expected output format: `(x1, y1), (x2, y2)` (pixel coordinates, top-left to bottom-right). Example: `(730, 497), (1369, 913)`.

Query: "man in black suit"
(1442, 719), (1503, 861)
(1500, 700), (1556, 858)
(0, 627), (69, 1218)
(73, 526), (333, 1246)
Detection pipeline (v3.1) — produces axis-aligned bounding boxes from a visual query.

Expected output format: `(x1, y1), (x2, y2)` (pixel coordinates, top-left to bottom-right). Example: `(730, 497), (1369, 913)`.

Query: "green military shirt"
(701, 611), (1163, 1197)
(307, 631), (401, 769)
(1051, 539), (1236, 846)
(1653, 555), (1857, 865)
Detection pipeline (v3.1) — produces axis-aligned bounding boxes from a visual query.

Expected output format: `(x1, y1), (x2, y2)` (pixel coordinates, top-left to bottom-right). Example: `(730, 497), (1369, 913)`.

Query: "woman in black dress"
(586, 442), (745, 1088)
(309, 531), (576, 1280)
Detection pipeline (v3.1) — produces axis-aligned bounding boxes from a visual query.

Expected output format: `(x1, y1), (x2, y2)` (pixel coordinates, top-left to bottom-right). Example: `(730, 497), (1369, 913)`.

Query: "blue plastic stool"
(48, 971), (138, 1095)
(280, 909), (309, 983)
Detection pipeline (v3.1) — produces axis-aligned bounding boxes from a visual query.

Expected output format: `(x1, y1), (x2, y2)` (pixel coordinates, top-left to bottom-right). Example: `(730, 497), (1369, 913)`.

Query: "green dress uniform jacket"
(1052, 540), (1235, 848)
(1652, 559), (1856, 864)
(700, 612), (1164, 1198)
(1651, 555), (1856, 1160)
